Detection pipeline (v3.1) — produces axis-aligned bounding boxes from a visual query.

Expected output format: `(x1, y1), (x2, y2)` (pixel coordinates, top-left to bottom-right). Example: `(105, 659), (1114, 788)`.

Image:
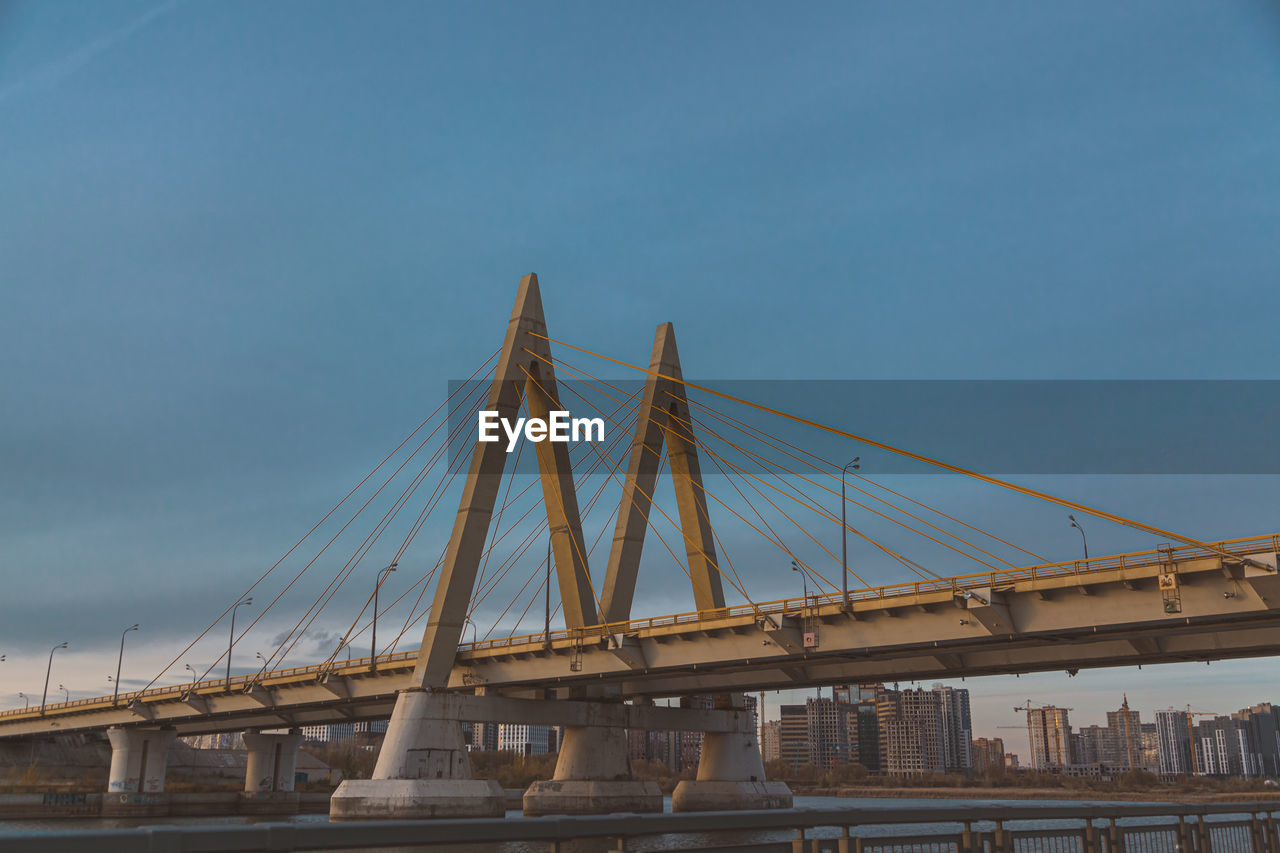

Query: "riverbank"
(793, 786), (1280, 802)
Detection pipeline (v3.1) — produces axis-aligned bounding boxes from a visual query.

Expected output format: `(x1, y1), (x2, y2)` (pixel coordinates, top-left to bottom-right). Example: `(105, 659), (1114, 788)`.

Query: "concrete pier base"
(523, 726), (661, 816)
(672, 714), (791, 812)
(331, 778), (506, 820)
(106, 727), (176, 794)
(101, 792), (170, 818)
(329, 690), (504, 820)
(237, 791), (301, 815)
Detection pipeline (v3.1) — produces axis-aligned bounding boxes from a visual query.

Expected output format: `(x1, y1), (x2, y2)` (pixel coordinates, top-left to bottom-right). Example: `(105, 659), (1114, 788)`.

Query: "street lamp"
(113, 623), (139, 707)
(40, 642), (67, 715)
(463, 617), (478, 646)
(58, 684), (69, 703)
(227, 598), (253, 689)
(1068, 515), (1089, 564)
(185, 664), (199, 686)
(18, 692), (29, 709)
(791, 559), (809, 610)
(840, 457), (861, 609)
(372, 562), (397, 663)
(546, 525), (569, 649)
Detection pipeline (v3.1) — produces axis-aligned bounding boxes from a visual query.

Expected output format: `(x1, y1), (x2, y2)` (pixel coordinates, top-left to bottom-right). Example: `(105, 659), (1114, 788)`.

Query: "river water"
(0, 796), (1231, 852)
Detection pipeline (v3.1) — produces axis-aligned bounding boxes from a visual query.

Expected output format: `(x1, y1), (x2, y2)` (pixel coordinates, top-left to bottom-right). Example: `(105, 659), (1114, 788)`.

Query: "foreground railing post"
(1266, 812), (1278, 853)
(1107, 817), (1120, 853)
(791, 826), (806, 853)
(1196, 815), (1212, 853)
(1177, 815), (1193, 853)
(1250, 813), (1265, 853)
(961, 820), (974, 853)
(993, 819), (1006, 853)
(838, 824), (852, 853)
(1085, 818), (1098, 853)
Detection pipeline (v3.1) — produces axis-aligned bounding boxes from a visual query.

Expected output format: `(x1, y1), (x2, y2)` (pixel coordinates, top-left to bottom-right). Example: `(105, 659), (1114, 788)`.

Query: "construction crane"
(1013, 700), (1074, 771)
(1184, 707), (1218, 775)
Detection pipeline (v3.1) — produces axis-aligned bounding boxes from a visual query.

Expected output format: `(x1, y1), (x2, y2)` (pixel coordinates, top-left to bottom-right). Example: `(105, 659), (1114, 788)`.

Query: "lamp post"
(113, 623), (139, 707)
(372, 563), (397, 663)
(791, 559), (808, 610)
(18, 692), (28, 709)
(58, 684), (69, 703)
(1068, 515), (1089, 564)
(841, 457), (861, 609)
(40, 642), (67, 715)
(546, 525), (568, 649)
(185, 664), (199, 686)
(227, 598), (253, 688)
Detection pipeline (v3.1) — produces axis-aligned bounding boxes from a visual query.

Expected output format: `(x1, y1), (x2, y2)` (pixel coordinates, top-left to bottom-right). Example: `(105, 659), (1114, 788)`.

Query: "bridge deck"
(1, 534), (1275, 739)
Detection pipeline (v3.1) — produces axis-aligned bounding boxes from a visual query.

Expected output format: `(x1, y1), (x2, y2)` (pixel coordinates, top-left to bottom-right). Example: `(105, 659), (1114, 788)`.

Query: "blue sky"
(2, 1), (1279, 758)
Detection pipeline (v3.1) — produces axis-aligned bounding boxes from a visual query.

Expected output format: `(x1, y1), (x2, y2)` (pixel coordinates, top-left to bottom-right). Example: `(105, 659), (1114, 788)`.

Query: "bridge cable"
(140, 349), (499, 690)
(531, 333), (1232, 560)
(682, 394), (1044, 567)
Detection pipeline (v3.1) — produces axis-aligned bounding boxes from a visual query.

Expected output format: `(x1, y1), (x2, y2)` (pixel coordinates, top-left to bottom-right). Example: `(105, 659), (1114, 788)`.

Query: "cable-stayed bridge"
(3, 274), (1277, 820)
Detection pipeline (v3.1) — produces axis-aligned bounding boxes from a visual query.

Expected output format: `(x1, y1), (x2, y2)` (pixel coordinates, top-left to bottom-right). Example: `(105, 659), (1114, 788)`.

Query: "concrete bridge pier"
(523, 723), (662, 816)
(106, 727), (176, 794)
(240, 729), (302, 814)
(103, 727), (176, 817)
(329, 689), (504, 820)
(672, 695), (791, 812)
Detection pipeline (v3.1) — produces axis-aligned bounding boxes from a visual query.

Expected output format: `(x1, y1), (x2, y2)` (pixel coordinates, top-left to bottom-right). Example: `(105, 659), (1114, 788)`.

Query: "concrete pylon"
(333, 274), (595, 820)
(598, 323), (790, 812)
(106, 727), (176, 794)
(600, 322), (724, 622)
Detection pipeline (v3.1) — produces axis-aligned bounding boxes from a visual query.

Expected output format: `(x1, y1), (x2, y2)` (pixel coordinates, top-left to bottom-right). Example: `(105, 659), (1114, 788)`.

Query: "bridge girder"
(1, 547), (1275, 740)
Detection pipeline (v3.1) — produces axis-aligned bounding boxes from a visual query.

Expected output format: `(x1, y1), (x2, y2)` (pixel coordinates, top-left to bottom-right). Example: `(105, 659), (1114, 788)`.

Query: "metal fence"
(1, 800), (1277, 853)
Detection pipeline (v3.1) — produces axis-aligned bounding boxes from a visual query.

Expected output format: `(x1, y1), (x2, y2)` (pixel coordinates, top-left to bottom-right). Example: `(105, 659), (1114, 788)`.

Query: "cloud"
(0, 0), (181, 106)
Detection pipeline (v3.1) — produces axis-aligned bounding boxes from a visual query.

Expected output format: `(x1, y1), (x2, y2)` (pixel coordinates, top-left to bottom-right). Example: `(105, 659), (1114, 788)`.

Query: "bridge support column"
(106, 727), (176, 794)
(672, 696), (791, 812)
(243, 729), (301, 793)
(240, 729), (302, 815)
(104, 727), (175, 817)
(329, 690), (504, 820)
(523, 724), (662, 816)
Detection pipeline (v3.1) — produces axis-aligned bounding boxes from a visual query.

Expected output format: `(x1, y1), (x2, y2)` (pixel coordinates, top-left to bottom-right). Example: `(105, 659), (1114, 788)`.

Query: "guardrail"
(3, 533), (1276, 722)
(0, 801), (1276, 853)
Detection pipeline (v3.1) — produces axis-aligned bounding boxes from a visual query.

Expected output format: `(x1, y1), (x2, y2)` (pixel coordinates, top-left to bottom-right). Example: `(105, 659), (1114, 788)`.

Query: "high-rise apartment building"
(497, 724), (557, 755)
(1026, 706), (1073, 770)
(878, 684), (972, 775)
(780, 704), (809, 770)
(971, 737), (1005, 775)
(1104, 699), (1142, 768)
(1234, 704), (1280, 777)
(761, 720), (782, 763)
(300, 723), (355, 743)
(1155, 709), (1193, 775)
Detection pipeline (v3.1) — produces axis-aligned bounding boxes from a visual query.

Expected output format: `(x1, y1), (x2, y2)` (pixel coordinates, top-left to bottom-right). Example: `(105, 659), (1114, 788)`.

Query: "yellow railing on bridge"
(3, 532), (1275, 721)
